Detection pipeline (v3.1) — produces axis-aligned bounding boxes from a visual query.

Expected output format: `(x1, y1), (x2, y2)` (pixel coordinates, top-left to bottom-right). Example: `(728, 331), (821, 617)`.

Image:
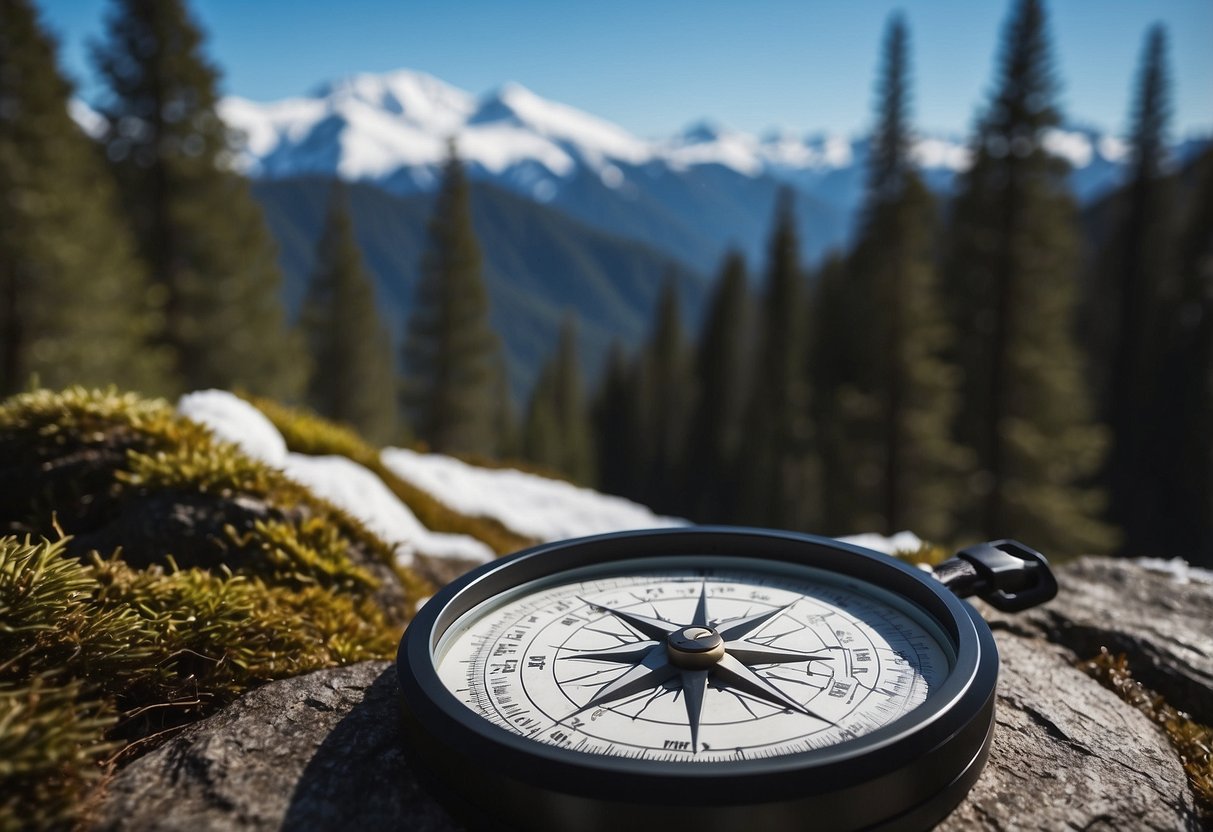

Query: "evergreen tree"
(811, 16), (969, 540)
(300, 184), (398, 444)
(638, 275), (692, 514)
(943, 0), (1114, 555)
(1096, 26), (1181, 555)
(92, 0), (303, 399)
(1152, 148), (1213, 564)
(809, 253), (860, 532)
(592, 341), (643, 498)
(0, 0), (169, 396)
(743, 190), (817, 529)
(492, 353), (520, 459)
(523, 317), (594, 483)
(402, 144), (501, 456)
(684, 251), (752, 522)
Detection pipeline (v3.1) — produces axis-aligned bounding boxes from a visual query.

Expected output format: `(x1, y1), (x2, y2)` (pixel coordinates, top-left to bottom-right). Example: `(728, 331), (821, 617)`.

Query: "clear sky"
(35, 0), (1213, 141)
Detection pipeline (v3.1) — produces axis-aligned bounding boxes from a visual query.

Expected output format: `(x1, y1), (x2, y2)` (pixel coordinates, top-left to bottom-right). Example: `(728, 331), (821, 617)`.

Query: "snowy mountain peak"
(470, 81), (652, 168)
(311, 69), (474, 132)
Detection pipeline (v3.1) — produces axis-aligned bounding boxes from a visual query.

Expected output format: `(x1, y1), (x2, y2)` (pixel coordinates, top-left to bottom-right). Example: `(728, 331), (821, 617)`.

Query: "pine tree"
(0, 0), (169, 396)
(638, 275), (692, 515)
(809, 253), (860, 532)
(684, 251), (752, 522)
(943, 0), (1114, 555)
(299, 184), (398, 444)
(92, 0), (303, 399)
(523, 317), (594, 483)
(492, 353), (520, 459)
(811, 16), (969, 540)
(592, 341), (643, 498)
(402, 143), (501, 456)
(743, 190), (817, 529)
(1152, 148), (1213, 564)
(1096, 25), (1181, 555)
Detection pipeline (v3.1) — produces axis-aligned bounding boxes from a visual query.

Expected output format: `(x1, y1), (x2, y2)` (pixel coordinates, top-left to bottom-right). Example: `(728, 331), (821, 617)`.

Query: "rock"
(92, 661), (459, 832)
(93, 558), (1210, 831)
(994, 557), (1213, 719)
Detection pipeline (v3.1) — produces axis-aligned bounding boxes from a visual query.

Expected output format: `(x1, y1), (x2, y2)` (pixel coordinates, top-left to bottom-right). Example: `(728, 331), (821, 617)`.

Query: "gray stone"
(94, 558), (1210, 831)
(93, 661), (459, 832)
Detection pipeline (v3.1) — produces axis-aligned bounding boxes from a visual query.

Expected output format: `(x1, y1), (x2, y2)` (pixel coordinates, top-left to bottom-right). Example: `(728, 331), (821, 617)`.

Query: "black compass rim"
(396, 526), (998, 829)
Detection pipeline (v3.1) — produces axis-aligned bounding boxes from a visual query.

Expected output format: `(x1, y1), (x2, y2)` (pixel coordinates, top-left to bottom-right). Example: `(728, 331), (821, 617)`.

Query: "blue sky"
(36, 0), (1213, 140)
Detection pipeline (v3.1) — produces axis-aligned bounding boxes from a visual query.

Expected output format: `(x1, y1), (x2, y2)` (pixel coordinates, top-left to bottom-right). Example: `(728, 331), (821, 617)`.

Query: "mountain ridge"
(217, 68), (1209, 269)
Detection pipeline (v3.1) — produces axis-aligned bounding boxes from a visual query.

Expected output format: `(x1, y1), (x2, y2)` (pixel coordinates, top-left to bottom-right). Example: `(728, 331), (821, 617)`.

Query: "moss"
(245, 394), (537, 556)
(0, 388), (435, 830)
(1078, 648), (1213, 822)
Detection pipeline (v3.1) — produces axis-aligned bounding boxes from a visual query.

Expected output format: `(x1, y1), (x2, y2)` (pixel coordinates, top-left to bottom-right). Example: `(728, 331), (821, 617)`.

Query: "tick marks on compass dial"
(435, 568), (952, 763)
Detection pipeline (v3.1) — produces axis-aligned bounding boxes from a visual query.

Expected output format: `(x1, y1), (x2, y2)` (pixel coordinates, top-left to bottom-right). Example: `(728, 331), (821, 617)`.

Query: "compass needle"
(577, 595), (680, 641)
(714, 654), (837, 725)
(565, 644), (676, 718)
(561, 642), (657, 664)
(715, 603), (796, 641)
(681, 669), (709, 753)
(725, 644), (836, 666)
(692, 582), (711, 628)
(402, 530), (1054, 831)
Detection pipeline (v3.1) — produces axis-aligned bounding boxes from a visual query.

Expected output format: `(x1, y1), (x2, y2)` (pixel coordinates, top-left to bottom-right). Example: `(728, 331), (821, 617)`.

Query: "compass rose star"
(561, 584), (836, 751)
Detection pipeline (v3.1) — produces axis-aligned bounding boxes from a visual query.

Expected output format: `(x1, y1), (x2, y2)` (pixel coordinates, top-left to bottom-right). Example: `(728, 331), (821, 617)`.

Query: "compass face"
(434, 558), (954, 763)
(399, 529), (1003, 832)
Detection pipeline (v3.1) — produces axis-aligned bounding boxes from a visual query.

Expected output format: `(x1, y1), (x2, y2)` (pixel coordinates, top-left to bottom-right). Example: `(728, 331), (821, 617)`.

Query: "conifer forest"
(2, 0), (1211, 565)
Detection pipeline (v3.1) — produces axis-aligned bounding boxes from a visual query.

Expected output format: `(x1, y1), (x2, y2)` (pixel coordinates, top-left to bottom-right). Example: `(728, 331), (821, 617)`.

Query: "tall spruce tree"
(1097, 26), (1180, 555)
(592, 341), (643, 498)
(300, 184), (398, 444)
(638, 275), (692, 515)
(402, 144), (501, 456)
(92, 0), (304, 399)
(944, 0), (1114, 555)
(523, 317), (594, 483)
(684, 251), (752, 522)
(0, 0), (169, 396)
(492, 353), (520, 459)
(743, 190), (817, 529)
(811, 16), (968, 540)
(1153, 148), (1213, 564)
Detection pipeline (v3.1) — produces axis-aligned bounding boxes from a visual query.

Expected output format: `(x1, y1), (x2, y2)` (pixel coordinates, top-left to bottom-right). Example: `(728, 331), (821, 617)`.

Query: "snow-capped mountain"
(216, 68), (1203, 269)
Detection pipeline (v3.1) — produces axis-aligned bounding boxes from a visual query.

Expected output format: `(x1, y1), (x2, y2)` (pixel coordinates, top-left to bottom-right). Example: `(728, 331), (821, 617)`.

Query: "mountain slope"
(253, 177), (708, 396)
(221, 68), (1208, 268)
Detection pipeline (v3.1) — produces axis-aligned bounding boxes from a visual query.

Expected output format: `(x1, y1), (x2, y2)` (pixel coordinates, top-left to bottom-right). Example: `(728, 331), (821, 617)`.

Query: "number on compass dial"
(435, 568), (953, 762)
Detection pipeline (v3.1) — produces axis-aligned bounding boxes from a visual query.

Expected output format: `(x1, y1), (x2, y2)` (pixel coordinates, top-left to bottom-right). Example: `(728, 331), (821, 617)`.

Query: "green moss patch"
(1079, 648), (1213, 822)
(0, 388), (432, 830)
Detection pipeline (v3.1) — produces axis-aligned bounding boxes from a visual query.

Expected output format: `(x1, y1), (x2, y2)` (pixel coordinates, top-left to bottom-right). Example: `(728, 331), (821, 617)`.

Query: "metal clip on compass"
(397, 528), (1060, 832)
(932, 538), (1059, 612)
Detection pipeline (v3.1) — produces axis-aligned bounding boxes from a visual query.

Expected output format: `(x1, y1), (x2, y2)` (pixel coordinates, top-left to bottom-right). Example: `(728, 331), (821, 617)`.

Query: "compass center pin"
(667, 625), (725, 669)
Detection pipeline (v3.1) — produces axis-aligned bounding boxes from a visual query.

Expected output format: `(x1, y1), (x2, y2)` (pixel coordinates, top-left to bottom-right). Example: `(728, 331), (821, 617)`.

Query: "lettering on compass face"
(436, 568), (952, 763)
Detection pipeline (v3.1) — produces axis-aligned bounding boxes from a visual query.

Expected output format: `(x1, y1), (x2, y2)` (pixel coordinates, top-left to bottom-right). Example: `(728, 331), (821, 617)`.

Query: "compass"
(396, 527), (1057, 831)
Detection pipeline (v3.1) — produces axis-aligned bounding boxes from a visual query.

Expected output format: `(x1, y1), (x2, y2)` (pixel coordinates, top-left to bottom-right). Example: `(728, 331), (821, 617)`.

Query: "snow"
(472, 83), (653, 170)
(836, 531), (926, 556)
(1043, 129), (1094, 168)
(178, 390), (287, 466)
(1134, 557), (1213, 585)
(175, 390), (492, 566)
(380, 447), (685, 542)
(210, 65), (1172, 210)
(281, 454), (493, 566)
(68, 100), (107, 140)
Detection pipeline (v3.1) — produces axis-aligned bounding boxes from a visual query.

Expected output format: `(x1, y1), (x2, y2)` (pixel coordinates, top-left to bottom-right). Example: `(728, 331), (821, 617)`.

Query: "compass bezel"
(397, 527), (998, 831)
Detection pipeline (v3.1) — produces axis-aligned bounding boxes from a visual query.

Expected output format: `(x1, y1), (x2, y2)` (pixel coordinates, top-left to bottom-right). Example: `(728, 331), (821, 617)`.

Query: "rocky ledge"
(92, 557), (1212, 831)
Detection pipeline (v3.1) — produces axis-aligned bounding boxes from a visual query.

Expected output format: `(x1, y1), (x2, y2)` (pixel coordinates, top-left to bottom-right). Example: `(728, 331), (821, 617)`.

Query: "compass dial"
(434, 559), (953, 763)
(399, 528), (1015, 832)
